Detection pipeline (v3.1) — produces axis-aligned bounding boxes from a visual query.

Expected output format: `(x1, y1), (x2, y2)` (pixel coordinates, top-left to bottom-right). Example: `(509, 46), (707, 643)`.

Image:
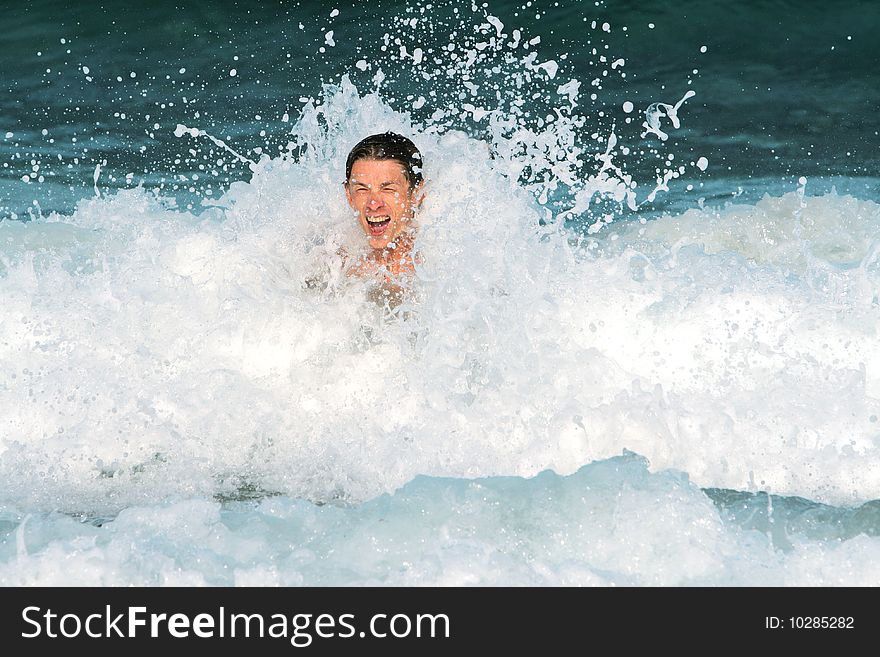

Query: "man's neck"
(375, 231), (413, 257)
(364, 231), (415, 276)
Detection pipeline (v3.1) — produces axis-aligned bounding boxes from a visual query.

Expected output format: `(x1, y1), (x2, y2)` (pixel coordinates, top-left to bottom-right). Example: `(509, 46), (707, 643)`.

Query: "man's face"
(345, 158), (421, 250)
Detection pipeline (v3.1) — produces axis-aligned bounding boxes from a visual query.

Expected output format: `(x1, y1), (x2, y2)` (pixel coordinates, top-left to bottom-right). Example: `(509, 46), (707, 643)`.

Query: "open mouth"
(366, 215), (391, 236)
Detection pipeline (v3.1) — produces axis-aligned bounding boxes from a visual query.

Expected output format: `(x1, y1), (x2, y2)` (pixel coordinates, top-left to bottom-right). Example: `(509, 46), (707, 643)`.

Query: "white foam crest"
(3, 456), (880, 586)
(1, 85), (879, 516)
(618, 190), (880, 271)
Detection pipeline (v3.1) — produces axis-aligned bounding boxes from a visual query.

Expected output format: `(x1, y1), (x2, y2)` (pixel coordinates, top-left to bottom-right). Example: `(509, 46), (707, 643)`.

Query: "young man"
(342, 132), (424, 279)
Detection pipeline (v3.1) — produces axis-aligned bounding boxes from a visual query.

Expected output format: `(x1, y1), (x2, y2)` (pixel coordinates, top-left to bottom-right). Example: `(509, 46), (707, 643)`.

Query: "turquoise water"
(3, 0), (878, 217)
(1, 0), (880, 586)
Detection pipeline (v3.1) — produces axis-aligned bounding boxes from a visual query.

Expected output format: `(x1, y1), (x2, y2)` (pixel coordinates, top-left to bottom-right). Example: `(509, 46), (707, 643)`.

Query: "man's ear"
(343, 182), (356, 210)
(412, 181), (426, 209)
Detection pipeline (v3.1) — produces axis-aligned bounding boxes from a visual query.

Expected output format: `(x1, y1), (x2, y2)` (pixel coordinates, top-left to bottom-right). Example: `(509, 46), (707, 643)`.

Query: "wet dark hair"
(345, 132), (423, 190)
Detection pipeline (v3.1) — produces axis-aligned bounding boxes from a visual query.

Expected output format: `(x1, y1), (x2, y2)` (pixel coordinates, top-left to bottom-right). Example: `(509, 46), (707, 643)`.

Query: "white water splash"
(642, 90), (696, 141)
(174, 124), (257, 168)
(92, 162), (101, 197)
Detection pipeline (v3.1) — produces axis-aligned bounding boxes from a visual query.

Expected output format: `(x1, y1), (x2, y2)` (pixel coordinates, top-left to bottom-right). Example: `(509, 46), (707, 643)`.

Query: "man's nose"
(367, 196), (384, 208)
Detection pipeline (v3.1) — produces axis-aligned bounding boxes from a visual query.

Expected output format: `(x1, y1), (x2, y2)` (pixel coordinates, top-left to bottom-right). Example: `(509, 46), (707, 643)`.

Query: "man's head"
(344, 132), (424, 250)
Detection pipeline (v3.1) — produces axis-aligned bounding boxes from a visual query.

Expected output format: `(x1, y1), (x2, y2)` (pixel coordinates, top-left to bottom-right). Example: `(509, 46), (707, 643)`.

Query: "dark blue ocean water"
(1, 0), (878, 219)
